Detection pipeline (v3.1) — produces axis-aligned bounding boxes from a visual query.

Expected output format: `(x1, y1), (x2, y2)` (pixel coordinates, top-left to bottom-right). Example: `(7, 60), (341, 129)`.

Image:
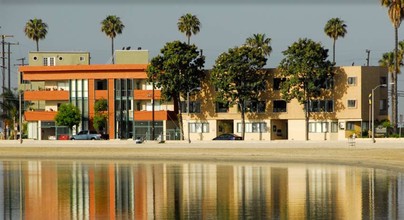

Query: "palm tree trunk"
(187, 36), (190, 45)
(112, 37), (115, 64)
(240, 101), (246, 140)
(177, 98), (184, 140)
(393, 27), (398, 133)
(36, 40), (39, 52)
(333, 38), (336, 63)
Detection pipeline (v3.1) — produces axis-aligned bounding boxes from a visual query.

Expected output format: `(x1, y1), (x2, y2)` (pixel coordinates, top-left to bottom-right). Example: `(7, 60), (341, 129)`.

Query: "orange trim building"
(20, 51), (178, 140)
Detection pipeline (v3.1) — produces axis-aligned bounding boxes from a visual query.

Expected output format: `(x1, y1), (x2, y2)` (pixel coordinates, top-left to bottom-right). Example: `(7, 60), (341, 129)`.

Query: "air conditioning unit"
(339, 122), (345, 129)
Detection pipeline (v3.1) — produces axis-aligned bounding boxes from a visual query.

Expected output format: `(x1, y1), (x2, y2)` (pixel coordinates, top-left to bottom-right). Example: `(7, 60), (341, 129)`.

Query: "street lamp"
(187, 86), (201, 143)
(372, 84), (387, 143)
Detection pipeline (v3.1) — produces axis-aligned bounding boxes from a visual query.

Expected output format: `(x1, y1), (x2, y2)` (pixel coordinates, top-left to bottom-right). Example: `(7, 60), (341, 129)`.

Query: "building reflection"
(0, 161), (402, 219)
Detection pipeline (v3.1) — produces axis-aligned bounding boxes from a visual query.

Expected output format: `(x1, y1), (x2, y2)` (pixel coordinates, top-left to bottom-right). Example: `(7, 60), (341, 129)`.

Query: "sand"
(0, 138), (403, 172)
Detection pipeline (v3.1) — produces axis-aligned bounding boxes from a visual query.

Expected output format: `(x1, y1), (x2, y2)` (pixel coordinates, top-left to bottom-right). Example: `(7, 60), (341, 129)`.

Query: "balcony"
(134, 110), (177, 121)
(95, 90), (108, 99)
(25, 90), (69, 101)
(25, 110), (57, 121)
(134, 90), (161, 100)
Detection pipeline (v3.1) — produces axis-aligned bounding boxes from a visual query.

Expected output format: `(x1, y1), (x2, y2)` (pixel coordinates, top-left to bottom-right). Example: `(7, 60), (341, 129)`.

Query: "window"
(237, 122), (267, 133)
(309, 122), (328, 133)
(181, 101), (201, 113)
(273, 100), (287, 112)
(273, 78), (286, 90)
(243, 100), (266, 113)
(380, 77), (387, 85)
(347, 100), (357, 108)
(314, 77), (334, 89)
(43, 57), (55, 66)
(331, 122), (338, 133)
(379, 99), (388, 115)
(80, 56), (85, 61)
(346, 122), (355, 130)
(309, 100), (334, 112)
(347, 77), (357, 86)
(215, 102), (229, 113)
(190, 123), (209, 133)
(96, 79), (108, 90)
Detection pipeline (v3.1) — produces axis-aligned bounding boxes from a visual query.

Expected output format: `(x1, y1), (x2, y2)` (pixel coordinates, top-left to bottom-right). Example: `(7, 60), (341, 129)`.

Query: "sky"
(1, 0), (404, 117)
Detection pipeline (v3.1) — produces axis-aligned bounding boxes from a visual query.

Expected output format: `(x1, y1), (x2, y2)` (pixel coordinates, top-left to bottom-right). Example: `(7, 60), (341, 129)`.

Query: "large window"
(189, 123), (209, 133)
(273, 100), (287, 112)
(309, 100), (334, 112)
(215, 102), (229, 113)
(43, 57), (55, 66)
(243, 100), (266, 113)
(331, 122), (338, 133)
(237, 122), (267, 133)
(309, 122), (329, 133)
(181, 101), (201, 113)
(346, 122), (355, 130)
(95, 79), (107, 90)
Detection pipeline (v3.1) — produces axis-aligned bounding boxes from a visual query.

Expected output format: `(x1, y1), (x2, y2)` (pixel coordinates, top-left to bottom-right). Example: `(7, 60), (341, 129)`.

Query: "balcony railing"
(25, 110), (57, 121)
(134, 90), (161, 100)
(25, 90), (69, 101)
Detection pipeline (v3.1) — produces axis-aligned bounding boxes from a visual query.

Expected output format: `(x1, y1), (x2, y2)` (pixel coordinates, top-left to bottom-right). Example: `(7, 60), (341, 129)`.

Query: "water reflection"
(1, 161), (403, 219)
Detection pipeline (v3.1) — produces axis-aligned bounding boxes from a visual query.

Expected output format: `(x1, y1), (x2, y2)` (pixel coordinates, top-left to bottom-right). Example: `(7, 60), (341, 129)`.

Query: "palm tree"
(324, 17), (347, 64)
(101, 15), (125, 64)
(24, 18), (48, 51)
(177, 13), (201, 45)
(380, 0), (404, 133)
(245, 33), (272, 57)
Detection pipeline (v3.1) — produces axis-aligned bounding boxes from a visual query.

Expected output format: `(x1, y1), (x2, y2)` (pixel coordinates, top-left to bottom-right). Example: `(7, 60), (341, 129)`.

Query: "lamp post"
(187, 87), (201, 143)
(372, 84), (387, 143)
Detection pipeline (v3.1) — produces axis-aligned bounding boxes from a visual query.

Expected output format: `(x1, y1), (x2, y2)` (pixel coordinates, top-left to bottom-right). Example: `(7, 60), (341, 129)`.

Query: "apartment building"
(185, 66), (388, 141)
(19, 49), (388, 141)
(20, 50), (178, 140)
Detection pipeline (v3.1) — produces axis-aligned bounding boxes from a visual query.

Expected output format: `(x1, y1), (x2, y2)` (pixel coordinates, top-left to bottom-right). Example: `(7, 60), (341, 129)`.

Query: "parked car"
(70, 130), (102, 140)
(212, 133), (243, 140)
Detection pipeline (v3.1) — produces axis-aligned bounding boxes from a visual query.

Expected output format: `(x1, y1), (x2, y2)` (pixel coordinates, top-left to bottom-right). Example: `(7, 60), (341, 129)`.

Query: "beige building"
(185, 66), (388, 141)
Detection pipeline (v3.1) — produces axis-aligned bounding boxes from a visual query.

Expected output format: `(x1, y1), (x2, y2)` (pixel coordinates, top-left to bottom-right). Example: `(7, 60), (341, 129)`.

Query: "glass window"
(347, 77), (357, 86)
(215, 102), (229, 113)
(346, 122), (355, 130)
(308, 122), (328, 133)
(347, 100), (357, 108)
(331, 122), (338, 133)
(237, 122), (266, 133)
(273, 78), (285, 90)
(190, 123), (209, 133)
(181, 101), (201, 113)
(273, 100), (287, 112)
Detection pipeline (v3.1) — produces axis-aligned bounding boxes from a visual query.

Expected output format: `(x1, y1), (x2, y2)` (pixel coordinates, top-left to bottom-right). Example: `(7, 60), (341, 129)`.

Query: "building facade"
(20, 50), (388, 141)
(185, 66), (388, 141)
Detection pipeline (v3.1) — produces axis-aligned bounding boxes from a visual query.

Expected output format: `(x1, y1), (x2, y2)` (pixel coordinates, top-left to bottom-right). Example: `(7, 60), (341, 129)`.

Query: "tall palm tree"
(101, 15), (125, 64)
(245, 33), (272, 57)
(380, 0), (404, 133)
(324, 17), (347, 64)
(24, 18), (48, 51)
(177, 13), (201, 45)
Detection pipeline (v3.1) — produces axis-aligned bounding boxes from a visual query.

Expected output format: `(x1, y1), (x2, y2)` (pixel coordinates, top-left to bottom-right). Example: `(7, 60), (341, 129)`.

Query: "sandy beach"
(0, 138), (403, 172)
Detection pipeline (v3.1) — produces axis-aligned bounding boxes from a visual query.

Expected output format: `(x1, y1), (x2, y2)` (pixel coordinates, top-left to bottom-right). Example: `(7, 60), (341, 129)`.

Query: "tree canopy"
(211, 45), (268, 139)
(55, 103), (81, 131)
(245, 33), (272, 57)
(93, 98), (108, 133)
(24, 18), (48, 51)
(177, 13), (201, 45)
(278, 38), (334, 140)
(147, 40), (205, 139)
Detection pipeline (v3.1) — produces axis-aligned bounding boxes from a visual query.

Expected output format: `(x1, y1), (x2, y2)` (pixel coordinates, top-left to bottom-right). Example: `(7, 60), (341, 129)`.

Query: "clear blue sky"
(1, 0), (404, 117)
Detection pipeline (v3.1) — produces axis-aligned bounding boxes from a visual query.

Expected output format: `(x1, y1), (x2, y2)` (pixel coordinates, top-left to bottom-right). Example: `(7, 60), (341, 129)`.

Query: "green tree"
(24, 18), (48, 51)
(0, 88), (23, 139)
(380, 0), (404, 133)
(177, 13), (201, 45)
(211, 45), (268, 140)
(101, 15), (125, 64)
(278, 38), (334, 141)
(55, 103), (81, 133)
(245, 33), (272, 57)
(93, 99), (108, 133)
(324, 17), (347, 63)
(147, 40), (205, 140)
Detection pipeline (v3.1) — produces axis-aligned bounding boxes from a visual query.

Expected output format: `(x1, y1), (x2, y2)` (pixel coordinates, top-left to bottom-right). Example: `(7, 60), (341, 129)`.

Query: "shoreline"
(0, 139), (404, 172)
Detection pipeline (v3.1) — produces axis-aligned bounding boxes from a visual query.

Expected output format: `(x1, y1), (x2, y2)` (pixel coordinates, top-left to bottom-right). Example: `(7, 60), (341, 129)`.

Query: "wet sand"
(0, 138), (403, 171)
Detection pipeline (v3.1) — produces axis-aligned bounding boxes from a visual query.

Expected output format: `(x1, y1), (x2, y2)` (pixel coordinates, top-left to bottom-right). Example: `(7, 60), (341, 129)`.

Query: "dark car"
(213, 133), (243, 140)
(70, 130), (101, 140)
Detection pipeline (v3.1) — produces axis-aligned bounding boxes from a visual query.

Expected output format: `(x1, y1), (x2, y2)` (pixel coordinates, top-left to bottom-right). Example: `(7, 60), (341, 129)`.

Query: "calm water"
(0, 160), (403, 219)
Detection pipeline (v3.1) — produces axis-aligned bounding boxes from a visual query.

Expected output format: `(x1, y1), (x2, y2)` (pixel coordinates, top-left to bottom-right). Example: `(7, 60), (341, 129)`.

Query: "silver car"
(70, 130), (101, 140)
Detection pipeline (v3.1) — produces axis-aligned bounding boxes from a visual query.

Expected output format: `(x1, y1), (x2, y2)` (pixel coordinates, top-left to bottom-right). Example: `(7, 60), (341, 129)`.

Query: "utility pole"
(7, 42), (19, 90)
(1, 35), (13, 93)
(366, 49), (371, 66)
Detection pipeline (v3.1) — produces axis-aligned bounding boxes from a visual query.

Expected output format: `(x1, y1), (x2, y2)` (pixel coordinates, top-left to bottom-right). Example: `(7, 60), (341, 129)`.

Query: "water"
(1, 160), (403, 219)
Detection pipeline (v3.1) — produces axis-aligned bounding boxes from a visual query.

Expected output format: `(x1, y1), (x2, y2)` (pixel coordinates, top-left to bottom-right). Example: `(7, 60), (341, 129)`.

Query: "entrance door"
(217, 120), (234, 136)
